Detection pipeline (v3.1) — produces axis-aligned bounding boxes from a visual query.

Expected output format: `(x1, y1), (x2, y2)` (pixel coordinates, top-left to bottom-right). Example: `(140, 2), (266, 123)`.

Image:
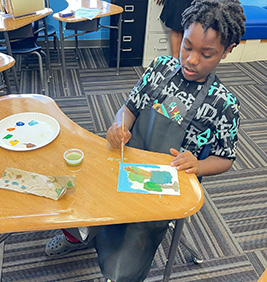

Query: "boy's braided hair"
(181, 0), (246, 49)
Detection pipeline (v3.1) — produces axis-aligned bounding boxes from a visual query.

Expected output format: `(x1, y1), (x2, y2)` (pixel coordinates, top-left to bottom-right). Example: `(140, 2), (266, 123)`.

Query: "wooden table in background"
(0, 52), (15, 93)
(0, 94), (204, 235)
(53, 0), (123, 92)
(0, 8), (53, 92)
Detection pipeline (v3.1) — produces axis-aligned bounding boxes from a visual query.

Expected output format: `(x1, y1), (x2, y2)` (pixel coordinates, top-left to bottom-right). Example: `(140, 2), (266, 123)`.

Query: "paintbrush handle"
(121, 112), (125, 163)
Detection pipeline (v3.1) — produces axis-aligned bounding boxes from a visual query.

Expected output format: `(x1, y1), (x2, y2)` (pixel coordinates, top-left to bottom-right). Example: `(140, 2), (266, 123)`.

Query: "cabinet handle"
(125, 5), (134, 12)
(124, 19), (134, 23)
(122, 48), (132, 52)
(159, 38), (168, 43)
(123, 36), (132, 42)
(157, 48), (168, 51)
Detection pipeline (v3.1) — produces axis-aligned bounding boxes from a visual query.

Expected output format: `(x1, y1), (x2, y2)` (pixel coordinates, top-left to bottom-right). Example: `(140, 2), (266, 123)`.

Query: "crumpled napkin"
(0, 167), (75, 200)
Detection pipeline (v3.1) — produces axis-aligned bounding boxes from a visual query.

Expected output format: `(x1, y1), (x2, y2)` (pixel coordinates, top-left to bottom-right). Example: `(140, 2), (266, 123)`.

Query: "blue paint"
(16, 121), (25, 126)
(28, 120), (39, 126)
(150, 171), (172, 185)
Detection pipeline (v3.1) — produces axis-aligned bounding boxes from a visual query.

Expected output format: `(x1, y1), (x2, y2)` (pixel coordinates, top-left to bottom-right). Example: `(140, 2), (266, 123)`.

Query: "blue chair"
(37, 0), (60, 65)
(0, 22), (48, 94)
(163, 144), (211, 282)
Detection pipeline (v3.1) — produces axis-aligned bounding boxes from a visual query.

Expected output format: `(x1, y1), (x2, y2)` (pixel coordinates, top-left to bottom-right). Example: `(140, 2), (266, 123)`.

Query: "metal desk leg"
(59, 21), (67, 91)
(163, 218), (185, 282)
(4, 32), (19, 93)
(43, 17), (52, 81)
(116, 13), (122, 75)
(2, 70), (12, 93)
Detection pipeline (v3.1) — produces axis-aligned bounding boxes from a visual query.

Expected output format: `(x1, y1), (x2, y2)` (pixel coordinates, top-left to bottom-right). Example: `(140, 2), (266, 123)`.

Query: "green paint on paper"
(55, 187), (64, 196)
(128, 172), (145, 183)
(144, 182), (162, 192)
(67, 181), (74, 187)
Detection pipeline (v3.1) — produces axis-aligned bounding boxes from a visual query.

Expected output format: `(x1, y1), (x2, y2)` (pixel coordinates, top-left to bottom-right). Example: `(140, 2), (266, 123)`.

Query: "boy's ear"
(222, 43), (236, 59)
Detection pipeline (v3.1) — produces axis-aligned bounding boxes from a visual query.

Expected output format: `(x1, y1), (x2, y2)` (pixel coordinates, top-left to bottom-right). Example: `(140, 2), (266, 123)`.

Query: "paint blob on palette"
(0, 112), (60, 151)
(117, 163), (180, 195)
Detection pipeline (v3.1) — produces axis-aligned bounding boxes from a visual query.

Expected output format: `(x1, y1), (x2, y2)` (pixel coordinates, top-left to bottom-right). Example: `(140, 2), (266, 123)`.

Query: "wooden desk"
(258, 268), (267, 282)
(0, 52), (15, 93)
(0, 94), (204, 234)
(0, 8), (53, 92)
(53, 0), (123, 92)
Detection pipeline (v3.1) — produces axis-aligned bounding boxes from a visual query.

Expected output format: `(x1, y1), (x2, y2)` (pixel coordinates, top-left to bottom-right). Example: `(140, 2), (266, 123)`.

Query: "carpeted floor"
(0, 47), (266, 282)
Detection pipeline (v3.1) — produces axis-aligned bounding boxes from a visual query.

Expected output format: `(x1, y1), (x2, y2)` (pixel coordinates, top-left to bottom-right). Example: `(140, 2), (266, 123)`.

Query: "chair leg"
(163, 218), (185, 282)
(0, 233), (12, 244)
(32, 51), (45, 94)
(2, 70), (12, 94)
(53, 34), (61, 65)
(41, 49), (50, 82)
(75, 31), (79, 60)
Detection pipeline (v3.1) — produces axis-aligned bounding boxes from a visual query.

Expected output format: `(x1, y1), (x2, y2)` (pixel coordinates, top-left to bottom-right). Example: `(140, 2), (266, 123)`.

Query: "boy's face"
(180, 22), (233, 83)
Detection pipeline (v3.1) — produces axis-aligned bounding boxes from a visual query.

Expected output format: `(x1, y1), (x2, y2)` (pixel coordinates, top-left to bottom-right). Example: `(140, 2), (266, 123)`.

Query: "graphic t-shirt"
(125, 56), (240, 161)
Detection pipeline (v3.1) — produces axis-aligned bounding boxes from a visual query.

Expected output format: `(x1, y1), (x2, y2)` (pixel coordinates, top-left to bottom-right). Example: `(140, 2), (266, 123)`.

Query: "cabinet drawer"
(111, 0), (148, 31)
(110, 31), (145, 58)
(145, 33), (171, 61)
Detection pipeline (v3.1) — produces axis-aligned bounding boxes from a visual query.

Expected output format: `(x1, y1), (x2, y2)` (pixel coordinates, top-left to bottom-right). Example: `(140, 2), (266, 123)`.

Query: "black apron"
(128, 65), (215, 154)
(94, 67), (216, 282)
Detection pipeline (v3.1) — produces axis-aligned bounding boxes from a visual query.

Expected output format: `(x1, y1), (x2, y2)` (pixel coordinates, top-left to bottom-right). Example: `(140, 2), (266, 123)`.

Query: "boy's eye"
(203, 53), (212, 58)
(183, 45), (191, 51)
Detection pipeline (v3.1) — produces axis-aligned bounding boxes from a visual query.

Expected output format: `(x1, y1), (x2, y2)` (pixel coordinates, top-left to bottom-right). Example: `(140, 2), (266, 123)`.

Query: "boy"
(46, 1), (246, 281)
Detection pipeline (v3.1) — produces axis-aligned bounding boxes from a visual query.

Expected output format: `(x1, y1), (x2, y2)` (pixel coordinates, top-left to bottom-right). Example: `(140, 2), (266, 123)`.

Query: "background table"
(0, 8), (53, 92)
(0, 94), (204, 234)
(53, 0), (123, 92)
(0, 52), (15, 93)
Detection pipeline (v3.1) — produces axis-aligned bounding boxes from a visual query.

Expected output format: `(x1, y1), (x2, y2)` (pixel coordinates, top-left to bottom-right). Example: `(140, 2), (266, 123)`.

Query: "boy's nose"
(187, 52), (200, 66)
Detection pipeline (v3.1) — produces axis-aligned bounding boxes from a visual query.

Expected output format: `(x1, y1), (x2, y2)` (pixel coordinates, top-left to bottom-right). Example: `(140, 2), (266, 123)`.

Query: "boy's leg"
(94, 220), (170, 282)
(45, 226), (102, 256)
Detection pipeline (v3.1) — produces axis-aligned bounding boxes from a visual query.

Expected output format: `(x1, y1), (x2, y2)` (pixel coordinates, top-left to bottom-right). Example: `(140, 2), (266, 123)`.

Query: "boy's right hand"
(106, 122), (132, 148)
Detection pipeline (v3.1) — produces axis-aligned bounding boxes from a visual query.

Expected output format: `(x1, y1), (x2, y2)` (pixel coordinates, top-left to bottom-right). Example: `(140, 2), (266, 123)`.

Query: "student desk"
(0, 94), (204, 238)
(53, 0), (124, 92)
(0, 8), (53, 92)
(0, 52), (15, 93)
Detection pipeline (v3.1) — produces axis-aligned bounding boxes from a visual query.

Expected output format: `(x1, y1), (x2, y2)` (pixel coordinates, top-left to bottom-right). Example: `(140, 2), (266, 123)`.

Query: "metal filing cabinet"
(108, 0), (148, 67)
(142, 0), (171, 67)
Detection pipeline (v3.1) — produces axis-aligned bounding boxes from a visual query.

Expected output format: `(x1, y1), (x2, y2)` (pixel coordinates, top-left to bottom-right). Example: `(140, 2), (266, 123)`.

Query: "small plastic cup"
(63, 149), (84, 167)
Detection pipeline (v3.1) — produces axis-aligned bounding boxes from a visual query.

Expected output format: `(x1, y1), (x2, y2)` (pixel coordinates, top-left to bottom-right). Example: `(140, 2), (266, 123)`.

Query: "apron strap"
(181, 70), (216, 130)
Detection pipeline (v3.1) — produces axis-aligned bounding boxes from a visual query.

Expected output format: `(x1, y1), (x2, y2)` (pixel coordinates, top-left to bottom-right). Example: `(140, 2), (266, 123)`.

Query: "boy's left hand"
(170, 148), (200, 176)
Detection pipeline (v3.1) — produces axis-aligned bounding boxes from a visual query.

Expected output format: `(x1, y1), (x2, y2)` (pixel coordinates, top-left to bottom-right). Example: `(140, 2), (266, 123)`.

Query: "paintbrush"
(121, 111), (125, 163)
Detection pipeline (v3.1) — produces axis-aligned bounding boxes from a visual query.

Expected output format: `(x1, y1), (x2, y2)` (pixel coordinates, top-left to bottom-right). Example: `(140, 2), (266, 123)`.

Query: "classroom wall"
(47, 0), (111, 40)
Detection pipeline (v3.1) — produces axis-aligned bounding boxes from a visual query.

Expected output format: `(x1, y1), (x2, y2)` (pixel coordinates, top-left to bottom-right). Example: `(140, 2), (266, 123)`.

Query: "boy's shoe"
(45, 234), (88, 256)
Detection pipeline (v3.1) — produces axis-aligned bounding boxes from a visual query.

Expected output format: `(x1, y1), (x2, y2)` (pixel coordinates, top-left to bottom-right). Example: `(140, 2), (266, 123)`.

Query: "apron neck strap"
(181, 70), (216, 130)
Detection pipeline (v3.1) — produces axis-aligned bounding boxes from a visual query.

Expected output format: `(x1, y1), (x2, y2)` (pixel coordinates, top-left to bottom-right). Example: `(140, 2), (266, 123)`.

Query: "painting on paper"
(118, 163), (180, 195)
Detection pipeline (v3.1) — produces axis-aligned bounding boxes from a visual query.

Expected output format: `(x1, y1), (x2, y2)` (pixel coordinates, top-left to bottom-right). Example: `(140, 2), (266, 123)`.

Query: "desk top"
(0, 8), (52, 32)
(53, 0), (123, 23)
(0, 94), (204, 234)
(0, 52), (15, 72)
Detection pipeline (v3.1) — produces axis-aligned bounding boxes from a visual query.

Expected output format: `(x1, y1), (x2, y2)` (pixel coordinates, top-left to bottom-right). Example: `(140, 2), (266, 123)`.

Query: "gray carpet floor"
(0, 47), (266, 282)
